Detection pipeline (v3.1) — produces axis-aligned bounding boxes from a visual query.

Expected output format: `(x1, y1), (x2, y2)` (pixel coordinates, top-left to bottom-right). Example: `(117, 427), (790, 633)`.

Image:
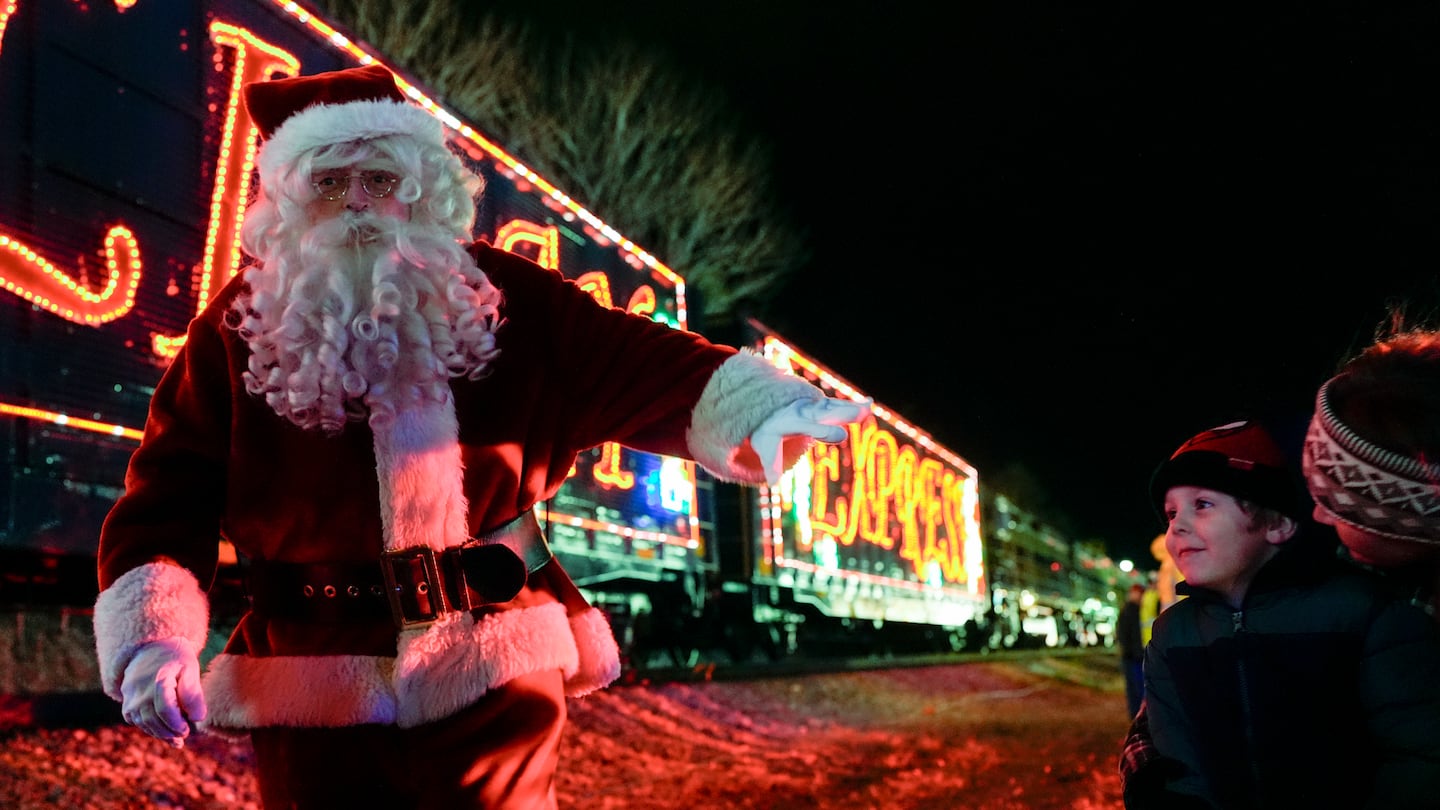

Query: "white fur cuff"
(93, 562), (210, 701)
(686, 349), (822, 483)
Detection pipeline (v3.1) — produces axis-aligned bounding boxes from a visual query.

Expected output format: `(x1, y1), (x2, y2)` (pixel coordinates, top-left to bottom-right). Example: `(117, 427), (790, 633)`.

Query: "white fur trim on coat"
(371, 399), (470, 553)
(257, 99), (443, 191)
(198, 602), (620, 732)
(202, 652), (396, 735)
(687, 349), (823, 484)
(393, 602), (576, 727)
(93, 562), (210, 701)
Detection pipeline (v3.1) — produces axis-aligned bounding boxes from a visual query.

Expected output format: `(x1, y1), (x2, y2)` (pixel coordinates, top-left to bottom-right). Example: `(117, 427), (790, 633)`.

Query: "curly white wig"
(233, 132), (502, 432)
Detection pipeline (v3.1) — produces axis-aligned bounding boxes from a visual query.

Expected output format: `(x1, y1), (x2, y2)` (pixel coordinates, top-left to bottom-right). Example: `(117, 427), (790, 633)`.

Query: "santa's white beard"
(236, 212), (500, 432)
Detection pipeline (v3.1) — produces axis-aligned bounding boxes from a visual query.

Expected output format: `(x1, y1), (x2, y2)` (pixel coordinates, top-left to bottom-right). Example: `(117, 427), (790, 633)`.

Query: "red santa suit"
(92, 64), (832, 808)
(95, 242), (818, 728)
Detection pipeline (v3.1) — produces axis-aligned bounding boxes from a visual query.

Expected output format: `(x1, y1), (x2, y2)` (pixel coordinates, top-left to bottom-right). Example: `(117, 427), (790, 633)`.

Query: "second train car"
(556, 321), (1132, 667)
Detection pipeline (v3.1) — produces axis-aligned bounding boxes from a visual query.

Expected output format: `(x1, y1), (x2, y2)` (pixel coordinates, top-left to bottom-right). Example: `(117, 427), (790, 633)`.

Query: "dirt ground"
(0, 610), (1128, 809)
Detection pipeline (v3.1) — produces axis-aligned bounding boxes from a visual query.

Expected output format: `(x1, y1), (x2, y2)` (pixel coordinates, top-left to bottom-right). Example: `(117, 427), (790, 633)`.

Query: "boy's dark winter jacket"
(1143, 539), (1440, 809)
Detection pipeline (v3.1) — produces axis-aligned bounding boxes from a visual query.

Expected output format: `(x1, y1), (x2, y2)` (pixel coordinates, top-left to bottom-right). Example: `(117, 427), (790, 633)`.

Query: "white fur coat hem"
(199, 602), (620, 733)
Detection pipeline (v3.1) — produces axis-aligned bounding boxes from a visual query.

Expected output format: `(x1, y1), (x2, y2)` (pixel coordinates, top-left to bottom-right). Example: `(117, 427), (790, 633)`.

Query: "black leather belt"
(246, 511), (553, 629)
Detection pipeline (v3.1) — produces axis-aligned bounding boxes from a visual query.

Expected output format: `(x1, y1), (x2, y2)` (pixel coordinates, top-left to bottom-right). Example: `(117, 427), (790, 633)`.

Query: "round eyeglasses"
(311, 170), (401, 201)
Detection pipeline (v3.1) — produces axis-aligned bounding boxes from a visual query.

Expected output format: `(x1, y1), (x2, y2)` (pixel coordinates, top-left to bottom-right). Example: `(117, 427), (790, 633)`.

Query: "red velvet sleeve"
(471, 243), (736, 461)
(96, 298), (236, 592)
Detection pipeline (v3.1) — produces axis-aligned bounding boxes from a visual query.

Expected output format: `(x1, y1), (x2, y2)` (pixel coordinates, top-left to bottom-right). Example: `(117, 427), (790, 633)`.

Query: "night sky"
(504, 1), (1440, 566)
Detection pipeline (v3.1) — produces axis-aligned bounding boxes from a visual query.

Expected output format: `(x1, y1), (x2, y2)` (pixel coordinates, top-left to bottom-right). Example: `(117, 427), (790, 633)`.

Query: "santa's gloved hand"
(119, 638), (206, 749)
(751, 396), (872, 485)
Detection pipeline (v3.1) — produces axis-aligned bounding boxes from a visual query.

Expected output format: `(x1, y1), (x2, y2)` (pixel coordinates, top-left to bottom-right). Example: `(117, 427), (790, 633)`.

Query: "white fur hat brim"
(256, 99), (444, 185)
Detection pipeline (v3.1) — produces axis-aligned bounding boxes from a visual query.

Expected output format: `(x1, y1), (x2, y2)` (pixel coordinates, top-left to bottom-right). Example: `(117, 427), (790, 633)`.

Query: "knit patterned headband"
(1302, 378), (1440, 546)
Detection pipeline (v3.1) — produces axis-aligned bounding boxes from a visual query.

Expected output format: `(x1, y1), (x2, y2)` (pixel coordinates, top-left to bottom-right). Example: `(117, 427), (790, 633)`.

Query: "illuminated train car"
(982, 493), (1122, 650)
(0, 0), (714, 620)
(982, 493), (1071, 649)
(1071, 540), (1123, 647)
(701, 323), (990, 659)
(671, 325), (1126, 662)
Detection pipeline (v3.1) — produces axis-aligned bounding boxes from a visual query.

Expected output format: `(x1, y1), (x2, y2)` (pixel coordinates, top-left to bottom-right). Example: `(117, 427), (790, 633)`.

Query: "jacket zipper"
(1234, 609), (1264, 806)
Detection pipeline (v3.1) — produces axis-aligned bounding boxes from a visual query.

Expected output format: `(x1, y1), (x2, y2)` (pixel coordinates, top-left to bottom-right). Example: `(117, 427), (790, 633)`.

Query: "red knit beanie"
(1150, 420), (1306, 520)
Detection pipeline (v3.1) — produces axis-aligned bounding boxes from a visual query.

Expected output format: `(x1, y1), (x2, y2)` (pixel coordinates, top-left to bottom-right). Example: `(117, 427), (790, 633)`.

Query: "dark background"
(500, 1), (1440, 566)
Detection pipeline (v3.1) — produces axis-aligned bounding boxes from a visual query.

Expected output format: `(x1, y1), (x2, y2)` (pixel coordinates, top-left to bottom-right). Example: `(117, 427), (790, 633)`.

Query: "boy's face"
(1163, 485), (1290, 607)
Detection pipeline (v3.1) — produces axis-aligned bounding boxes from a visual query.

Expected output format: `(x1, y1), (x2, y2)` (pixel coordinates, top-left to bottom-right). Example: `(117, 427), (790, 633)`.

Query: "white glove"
(119, 638), (206, 749)
(750, 396), (872, 485)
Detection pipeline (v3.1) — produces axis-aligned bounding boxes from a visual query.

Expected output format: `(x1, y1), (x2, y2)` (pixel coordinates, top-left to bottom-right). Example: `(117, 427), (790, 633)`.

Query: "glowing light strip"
(0, 6), (148, 328)
(763, 488), (784, 574)
(495, 221), (559, 270)
(627, 285), (656, 317)
(154, 22), (301, 360)
(776, 557), (973, 596)
(0, 226), (142, 325)
(199, 24), (299, 307)
(267, 0), (687, 328)
(545, 511), (701, 551)
(0, 400), (702, 548)
(759, 334), (974, 474)
(0, 401), (143, 442)
(0, 1), (16, 58)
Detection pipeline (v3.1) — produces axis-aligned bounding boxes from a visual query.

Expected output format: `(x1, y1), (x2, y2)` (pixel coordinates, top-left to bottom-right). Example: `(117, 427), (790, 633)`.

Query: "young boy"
(1139, 419), (1440, 809)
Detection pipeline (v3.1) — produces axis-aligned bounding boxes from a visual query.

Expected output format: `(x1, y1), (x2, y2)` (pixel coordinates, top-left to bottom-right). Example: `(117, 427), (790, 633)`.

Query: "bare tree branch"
(311, 0), (809, 328)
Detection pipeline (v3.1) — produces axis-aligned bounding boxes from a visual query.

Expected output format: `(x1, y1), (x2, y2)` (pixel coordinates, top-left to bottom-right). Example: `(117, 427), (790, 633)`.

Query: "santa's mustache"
(340, 209), (390, 234)
(303, 210), (397, 250)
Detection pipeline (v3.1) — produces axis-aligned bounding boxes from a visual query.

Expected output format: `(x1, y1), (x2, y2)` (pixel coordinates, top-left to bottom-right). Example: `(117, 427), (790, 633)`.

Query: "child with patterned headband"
(1304, 327), (1440, 615)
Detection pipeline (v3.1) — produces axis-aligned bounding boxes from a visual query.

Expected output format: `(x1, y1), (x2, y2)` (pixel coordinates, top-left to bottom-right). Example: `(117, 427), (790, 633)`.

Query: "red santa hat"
(243, 63), (445, 183)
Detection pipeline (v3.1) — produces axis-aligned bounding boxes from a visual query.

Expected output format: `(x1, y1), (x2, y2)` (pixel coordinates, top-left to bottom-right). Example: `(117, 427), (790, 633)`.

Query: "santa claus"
(93, 63), (867, 808)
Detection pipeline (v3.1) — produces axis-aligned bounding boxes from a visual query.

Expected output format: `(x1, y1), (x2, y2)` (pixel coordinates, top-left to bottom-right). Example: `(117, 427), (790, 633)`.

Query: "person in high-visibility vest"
(1139, 575), (1160, 647)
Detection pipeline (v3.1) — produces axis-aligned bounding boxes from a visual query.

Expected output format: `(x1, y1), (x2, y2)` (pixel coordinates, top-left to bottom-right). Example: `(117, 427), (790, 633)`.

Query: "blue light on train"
(657, 456), (692, 513)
